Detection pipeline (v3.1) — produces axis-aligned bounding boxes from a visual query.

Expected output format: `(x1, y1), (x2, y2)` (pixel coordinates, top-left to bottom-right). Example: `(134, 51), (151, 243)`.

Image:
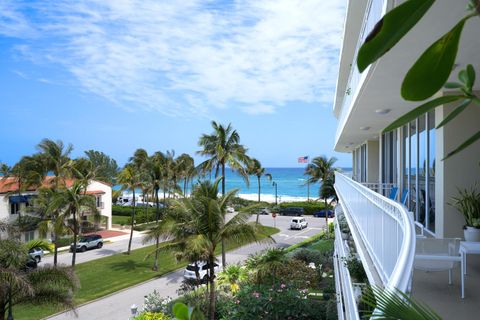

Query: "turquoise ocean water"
(116, 167), (351, 201)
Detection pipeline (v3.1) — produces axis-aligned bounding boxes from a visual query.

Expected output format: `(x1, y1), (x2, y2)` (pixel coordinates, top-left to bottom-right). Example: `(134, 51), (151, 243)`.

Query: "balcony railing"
(335, 0), (388, 145)
(334, 172), (415, 292)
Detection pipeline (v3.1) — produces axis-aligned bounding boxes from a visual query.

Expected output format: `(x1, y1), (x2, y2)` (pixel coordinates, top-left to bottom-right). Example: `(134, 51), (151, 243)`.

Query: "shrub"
(143, 290), (172, 314)
(220, 284), (324, 320)
(133, 312), (171, 320)
(279, 201), (329, 215)
(343, 255), (367, 283)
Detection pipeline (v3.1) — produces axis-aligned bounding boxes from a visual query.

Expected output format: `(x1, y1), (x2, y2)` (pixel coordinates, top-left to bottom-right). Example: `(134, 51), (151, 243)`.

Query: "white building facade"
(0, 177), (112, 241)
(333, 0), (480, 318)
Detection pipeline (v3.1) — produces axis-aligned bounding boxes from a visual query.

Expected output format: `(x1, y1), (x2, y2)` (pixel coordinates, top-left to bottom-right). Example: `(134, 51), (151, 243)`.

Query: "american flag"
(298, 156), (309, 163)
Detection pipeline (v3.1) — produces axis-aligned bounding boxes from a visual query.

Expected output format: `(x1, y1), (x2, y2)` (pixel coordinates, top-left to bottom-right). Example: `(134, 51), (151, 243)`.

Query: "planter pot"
(464, 227), (480, 242)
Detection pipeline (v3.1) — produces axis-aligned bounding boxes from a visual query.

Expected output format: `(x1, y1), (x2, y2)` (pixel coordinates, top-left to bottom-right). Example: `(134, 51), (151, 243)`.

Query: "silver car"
(28, 247), (44, 263)
(70, 234), (103, 252)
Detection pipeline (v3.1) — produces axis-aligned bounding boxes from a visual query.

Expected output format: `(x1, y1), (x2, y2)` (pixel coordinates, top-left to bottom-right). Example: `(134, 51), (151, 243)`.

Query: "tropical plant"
(34, 187), (69, 266)
(117, 164), (143, 254)
(358, 0), (480, 159)
(305, 156), (337, 230)
(361, 286), (442, 320)
(175, 154), (195, 198)
(217, 264), (247, 294)
(172, 302), (205, 320)
(58, 181), (99, 267)
(144, 179), (271, 320)
(450, 185), (480, 228)
(246, 158), (272, 222)
(252, 248), (287, 286)
(197, 121), (251, 267)
(0, 236), (78, 320)
(84, 150), (119, 184)
(36, 139), (73, 188)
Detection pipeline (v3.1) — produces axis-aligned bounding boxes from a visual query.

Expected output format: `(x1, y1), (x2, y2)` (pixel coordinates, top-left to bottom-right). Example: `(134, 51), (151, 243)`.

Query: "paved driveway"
(47, 215), (327, 320)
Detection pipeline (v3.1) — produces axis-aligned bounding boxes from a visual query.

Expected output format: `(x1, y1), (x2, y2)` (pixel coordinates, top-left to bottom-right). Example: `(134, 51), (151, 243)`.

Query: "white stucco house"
(0, 176), (112, 241)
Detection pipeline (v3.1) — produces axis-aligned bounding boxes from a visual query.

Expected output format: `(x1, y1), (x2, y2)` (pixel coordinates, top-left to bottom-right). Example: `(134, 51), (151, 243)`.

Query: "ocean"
(116, 167), (351, 203)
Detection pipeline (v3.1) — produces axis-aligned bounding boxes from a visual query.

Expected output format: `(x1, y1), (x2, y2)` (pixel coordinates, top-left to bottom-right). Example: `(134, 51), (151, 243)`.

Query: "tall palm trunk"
(256, 176), (261, 224)
(145, 193), (149, 223)
(208, 257), (216, 320)
(53, 238), (58, 266)
(153, 188), (160, 271)
(221, 162), (226, 268)
(324, 197), (329, 233)
(127, 188), (136, 254)
(183, 178), (187, 198)
(71, 209), (77, 267)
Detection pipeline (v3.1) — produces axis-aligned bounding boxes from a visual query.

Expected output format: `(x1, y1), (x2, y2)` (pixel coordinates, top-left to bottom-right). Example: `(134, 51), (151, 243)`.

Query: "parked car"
(23, 257), (38, 271)
(313, 209), (334, 218)
(28, 247), (44, 263)
(70, 234), (103, 252)
(259, 208), (271, 215)
(183, 261), (220, 282)
(290, 217), (308, 230)
(279, 207), (305, 216)
(226, 206), (235, 213)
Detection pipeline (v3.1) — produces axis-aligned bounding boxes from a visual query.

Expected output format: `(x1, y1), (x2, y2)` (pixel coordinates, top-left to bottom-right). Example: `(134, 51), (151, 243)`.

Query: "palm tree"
(197, 121), (251, 266)
(59, 181), (99, 267)
(246, 158), (272, 222)
(36, 139), (73, 188)
(84, 150), (119, 184)
(117, 164), (142, 255)
(305, 156), (337, 230)
(0, 234), (78, 320)
(34, 187), (68, 266)
(144, 178), (271, 320)
(175, 153), (195, 198)
(253, 248), (287, 286)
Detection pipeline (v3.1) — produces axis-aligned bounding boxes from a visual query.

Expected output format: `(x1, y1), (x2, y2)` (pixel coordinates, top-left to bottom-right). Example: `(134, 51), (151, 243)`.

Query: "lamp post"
(272, 181), (278, 206)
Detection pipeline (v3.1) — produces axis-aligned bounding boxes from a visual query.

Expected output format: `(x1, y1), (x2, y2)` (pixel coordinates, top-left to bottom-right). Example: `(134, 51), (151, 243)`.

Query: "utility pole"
(272, 181), (278, 206)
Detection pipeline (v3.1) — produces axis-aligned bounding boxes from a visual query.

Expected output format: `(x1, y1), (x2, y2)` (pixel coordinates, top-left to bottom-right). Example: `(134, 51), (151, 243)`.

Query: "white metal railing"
(334, 211), (360, 320)
(335, 0), (388, 145)
(361, 182), (396, 198)
(335, 172), (415, 292)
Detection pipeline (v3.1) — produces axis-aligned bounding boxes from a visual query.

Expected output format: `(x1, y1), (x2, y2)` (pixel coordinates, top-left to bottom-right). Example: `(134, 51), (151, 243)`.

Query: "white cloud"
(2, 0), (346, 116)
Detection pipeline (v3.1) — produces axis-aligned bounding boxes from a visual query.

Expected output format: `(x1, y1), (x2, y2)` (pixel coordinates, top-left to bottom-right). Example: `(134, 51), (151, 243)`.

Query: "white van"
(290, 217), (308, 230)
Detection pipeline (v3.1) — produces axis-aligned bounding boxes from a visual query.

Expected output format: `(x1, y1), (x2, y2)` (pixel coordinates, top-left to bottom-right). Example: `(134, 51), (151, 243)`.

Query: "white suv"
(184, 261), (220, 282)
(290, 217), (308, 230)
(70, 234), (103, 252)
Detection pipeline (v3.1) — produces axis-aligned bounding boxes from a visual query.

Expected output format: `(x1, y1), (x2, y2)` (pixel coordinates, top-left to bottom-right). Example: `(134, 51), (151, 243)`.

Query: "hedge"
(278, 201), (330, 215)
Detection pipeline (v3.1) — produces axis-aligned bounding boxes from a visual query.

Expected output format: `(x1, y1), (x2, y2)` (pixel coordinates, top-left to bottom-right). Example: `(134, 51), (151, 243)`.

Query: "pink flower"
(280, 284), (286, 289)
(235, 300), (240, 304)
(253, 291), (260, 298)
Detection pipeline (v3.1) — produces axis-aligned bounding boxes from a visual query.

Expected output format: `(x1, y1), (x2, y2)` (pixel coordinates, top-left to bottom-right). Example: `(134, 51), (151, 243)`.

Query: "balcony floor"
(412, 254), (480, 319)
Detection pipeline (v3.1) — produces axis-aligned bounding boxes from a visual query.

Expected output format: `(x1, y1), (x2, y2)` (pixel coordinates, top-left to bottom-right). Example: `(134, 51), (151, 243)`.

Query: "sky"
(0, 0), (350, 168)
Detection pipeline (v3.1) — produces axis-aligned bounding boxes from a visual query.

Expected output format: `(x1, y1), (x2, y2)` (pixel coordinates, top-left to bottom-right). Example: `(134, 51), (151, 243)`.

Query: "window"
(10, 203), (19, 215)
(24, 230), (35, 242)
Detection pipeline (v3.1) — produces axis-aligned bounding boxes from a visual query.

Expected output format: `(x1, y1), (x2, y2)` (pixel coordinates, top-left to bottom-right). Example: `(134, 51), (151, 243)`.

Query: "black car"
(313, 209), (334, 218)
(279, 207), (304, 216)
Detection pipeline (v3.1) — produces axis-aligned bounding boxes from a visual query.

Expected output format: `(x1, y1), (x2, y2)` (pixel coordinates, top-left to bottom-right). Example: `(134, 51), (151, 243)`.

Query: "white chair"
(414, 237), (465, 298)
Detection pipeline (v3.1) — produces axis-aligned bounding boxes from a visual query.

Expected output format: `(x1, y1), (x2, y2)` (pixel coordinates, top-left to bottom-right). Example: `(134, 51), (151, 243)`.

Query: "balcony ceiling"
(335, 0), (480, 152)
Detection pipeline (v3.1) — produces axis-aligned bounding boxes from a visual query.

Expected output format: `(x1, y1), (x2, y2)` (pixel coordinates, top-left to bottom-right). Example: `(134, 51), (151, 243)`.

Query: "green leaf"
(459, 69), (468, 84)
(173, 302), (189, 320)
(401, 18), (466, 101)
(190, 307), (206, 320)
(466, 64), (476, 89)
(383, 95), (463, 132)
(444, 82), (463, 89)
(436, 99), (472, 129)
(444, 130), (480, 160)
(357, 0), (435, 72)
(473, 97), (480, 105)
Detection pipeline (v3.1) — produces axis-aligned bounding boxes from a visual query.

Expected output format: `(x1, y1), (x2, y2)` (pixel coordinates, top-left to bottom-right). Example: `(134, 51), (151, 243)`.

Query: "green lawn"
(14, 225), (278, 320)
(112, 215), (130, 224)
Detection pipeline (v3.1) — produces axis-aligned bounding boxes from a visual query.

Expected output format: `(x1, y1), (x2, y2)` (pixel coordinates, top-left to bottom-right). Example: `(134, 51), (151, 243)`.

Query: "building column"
(366, 140), (379, 183)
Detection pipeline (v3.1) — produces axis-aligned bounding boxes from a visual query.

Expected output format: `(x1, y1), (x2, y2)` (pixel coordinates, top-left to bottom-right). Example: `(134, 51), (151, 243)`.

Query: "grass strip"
(14, 225), (279, 320)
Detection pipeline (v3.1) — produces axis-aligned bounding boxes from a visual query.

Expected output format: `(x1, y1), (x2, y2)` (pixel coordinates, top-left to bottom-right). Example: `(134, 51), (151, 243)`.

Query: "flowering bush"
(143, 290), (172, 314)
(218, 284), (326, 320)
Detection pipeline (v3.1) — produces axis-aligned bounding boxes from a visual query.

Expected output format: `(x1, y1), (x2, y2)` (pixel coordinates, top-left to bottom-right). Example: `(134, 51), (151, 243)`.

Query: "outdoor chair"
(414, 237), (465, 298)
(388, 186), (398, 201)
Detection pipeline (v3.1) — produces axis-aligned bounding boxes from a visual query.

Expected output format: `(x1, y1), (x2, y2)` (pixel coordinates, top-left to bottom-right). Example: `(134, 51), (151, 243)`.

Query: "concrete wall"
(435, 92), (480, 238)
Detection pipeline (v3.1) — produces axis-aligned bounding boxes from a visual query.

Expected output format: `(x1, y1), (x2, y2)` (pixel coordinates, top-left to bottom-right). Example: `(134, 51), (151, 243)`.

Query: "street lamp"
(272, 181), (278, 206)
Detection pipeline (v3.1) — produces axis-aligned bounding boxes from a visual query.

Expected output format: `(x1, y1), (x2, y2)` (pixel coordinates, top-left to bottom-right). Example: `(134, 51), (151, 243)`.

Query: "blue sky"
(0, 0), (350, 168)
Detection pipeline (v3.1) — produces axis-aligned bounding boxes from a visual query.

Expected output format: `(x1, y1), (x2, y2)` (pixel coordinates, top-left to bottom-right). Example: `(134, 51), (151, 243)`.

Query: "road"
(41, 232), (149, 266)
(47, 215), (327, 320)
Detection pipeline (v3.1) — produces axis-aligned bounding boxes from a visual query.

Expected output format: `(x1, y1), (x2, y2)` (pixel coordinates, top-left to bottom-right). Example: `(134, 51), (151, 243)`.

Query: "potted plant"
(450, 185), (480, 242)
